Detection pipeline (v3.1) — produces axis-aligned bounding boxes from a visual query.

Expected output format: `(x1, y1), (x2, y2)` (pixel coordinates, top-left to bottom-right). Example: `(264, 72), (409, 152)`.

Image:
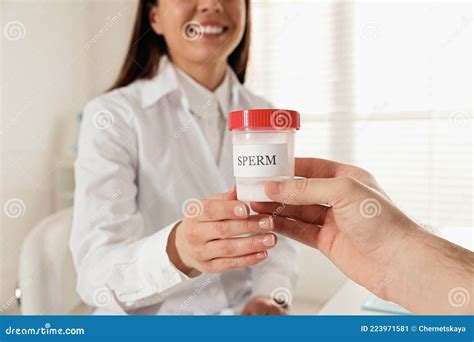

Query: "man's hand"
(251, 158), (415, 300)
(251, 158), (474, 314)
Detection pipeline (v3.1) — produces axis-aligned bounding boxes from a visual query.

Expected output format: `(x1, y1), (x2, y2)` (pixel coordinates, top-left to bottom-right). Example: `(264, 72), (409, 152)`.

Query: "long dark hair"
(110, 0), (251, 90)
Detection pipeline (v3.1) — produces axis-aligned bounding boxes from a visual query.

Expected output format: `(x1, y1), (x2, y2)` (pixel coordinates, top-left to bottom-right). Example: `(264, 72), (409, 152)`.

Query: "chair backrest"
(18, 207), (83, 314)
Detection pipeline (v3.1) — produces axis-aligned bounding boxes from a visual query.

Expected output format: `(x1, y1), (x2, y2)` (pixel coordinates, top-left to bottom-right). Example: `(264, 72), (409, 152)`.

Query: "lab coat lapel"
(217, 130), (234, 188)
(176, 93), (230, 196)
(144, 57), (237, 196)
(217, 71), (247, 190)
(173, 66), (247, 195)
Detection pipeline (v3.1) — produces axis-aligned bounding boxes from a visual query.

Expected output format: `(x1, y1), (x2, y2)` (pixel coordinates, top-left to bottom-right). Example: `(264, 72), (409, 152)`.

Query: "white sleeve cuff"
(141, 219), (189, 287)
(110, 220), (189, 309)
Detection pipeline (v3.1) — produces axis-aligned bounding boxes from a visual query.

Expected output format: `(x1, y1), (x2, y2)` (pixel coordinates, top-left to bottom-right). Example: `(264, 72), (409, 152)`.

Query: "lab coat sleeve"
(70, 98), (189, 312)
(249, 234), (299, 301)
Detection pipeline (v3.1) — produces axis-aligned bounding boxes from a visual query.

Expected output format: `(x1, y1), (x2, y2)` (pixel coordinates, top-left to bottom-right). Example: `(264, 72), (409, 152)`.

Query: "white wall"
(1, 0), (137, 314)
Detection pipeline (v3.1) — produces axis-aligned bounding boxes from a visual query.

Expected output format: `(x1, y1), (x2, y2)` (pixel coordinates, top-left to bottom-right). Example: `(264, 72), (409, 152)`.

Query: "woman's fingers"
(202, 233), (277, 260)
(250, 201), (328, 225)
(206, 186), (237, 201)
(272, 216), (323, 249)
(185, 199), (249, 222)
(206, 251), (268, 273)
(196, 214), (274, 241)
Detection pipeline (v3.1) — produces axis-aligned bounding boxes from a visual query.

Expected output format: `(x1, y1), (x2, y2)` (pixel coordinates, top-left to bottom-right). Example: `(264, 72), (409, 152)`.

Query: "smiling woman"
(69, 0), (298, 317)
(111, 0), (251, 90)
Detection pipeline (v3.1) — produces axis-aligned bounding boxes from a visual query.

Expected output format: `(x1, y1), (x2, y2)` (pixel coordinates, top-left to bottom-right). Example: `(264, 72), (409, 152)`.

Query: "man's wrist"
(383, 225), (433, 307)
(385, 226), (473, 314)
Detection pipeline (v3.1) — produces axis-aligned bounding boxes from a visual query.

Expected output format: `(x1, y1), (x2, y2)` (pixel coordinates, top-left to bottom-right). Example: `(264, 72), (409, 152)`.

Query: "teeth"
(202, 25), (224, 34)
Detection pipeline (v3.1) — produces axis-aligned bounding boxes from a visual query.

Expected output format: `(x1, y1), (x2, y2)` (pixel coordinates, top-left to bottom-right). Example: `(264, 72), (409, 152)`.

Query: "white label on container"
(233, 144), (290, 177)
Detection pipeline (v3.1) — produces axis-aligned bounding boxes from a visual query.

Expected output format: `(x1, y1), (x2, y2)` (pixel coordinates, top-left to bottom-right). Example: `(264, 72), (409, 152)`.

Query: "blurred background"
(1, 0), (472, 315)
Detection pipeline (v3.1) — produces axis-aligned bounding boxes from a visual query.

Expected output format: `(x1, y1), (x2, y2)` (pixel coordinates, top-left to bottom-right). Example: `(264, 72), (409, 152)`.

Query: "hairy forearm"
(387, 227), (474, 314)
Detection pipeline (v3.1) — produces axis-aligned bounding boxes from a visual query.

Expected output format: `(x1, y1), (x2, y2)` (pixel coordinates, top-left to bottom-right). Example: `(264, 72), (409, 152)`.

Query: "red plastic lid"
(228, 109), (300, 131)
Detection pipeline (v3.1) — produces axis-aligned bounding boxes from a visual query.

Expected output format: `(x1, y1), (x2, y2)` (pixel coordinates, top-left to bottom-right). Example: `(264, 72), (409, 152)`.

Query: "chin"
(188, 47), (229, 65)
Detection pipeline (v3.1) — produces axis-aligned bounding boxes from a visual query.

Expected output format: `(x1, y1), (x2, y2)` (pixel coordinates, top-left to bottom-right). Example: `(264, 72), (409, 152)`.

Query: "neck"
(170, 56), (227, 91)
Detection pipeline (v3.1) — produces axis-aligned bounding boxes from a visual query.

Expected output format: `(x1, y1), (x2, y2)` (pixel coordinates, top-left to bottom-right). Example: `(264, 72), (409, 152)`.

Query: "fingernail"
(234, 205), (247, 217)
(266, 181), (282, 195)
(262, 234), (275, 247)
(258, 216), (273, 229)
(256, 251), (267, 259)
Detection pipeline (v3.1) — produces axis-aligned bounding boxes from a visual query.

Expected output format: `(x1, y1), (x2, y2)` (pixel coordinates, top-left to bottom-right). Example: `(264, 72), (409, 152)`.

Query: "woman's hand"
(167, 188), (276, 276)
(241, 296), (287, 315)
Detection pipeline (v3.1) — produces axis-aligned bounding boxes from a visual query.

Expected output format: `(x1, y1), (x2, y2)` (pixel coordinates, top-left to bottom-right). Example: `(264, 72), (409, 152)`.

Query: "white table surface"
(318, 280), (391, 315)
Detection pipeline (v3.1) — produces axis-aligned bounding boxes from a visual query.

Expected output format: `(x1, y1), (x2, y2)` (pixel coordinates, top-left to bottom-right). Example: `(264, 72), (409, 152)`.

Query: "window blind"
(246, 0), (472, 229)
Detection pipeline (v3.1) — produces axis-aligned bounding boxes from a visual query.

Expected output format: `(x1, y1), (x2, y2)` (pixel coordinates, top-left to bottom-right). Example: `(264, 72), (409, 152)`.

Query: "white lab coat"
(70, 56), (298, 315)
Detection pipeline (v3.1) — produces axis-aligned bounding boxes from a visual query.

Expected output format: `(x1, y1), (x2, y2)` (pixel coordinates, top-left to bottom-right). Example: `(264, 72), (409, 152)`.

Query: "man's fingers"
(202, 233), (276, 260)
(295, 157), (340, 179)
(264, 177), (360, 206)
(295, 158), (375, 189)
(250, 202), (328, 225)
(272, 216), (322, 249)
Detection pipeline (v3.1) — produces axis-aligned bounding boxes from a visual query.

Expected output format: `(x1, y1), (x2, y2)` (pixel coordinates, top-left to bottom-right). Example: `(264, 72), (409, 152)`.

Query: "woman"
(70, 0), (298, 315)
